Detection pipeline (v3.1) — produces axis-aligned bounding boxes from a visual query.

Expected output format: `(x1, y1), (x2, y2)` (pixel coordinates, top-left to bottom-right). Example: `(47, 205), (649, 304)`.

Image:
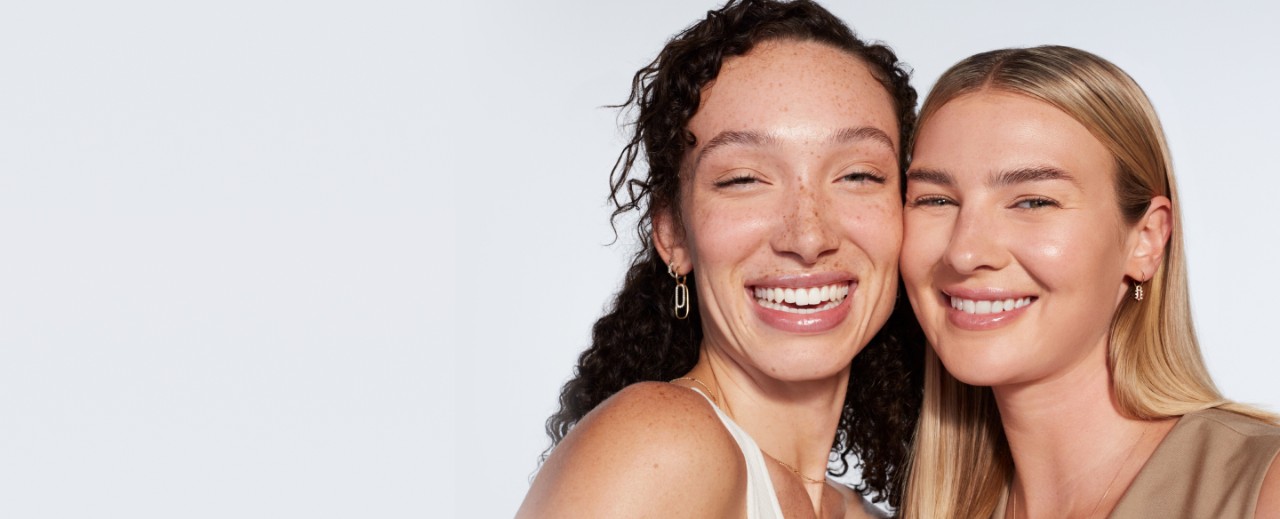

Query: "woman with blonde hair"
(899, 45), (1280, 518)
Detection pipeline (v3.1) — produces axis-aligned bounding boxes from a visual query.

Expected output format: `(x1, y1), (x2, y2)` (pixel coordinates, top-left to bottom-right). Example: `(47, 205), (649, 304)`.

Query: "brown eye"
(909, 196), (954, 208)
(1013, 197), (1059, 209)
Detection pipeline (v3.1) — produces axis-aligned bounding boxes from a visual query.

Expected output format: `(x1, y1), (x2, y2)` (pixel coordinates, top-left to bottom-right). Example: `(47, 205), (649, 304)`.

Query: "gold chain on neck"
(1007, 427), (1148, 519)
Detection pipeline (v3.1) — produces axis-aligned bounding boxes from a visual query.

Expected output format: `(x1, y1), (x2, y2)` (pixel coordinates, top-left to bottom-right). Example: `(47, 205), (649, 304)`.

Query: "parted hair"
(900, 45), (1279, 519)
(543, 0), (924, 508)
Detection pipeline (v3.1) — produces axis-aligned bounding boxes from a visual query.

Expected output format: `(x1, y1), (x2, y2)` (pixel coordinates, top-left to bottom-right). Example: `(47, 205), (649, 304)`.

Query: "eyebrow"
(696, 130), (778, 167)
(990, 166), (1078, 187)
(905, 166), (1079, 188)
(693, 126), (895, 170)
(905, 168), (953, 187)
(831, 126), (895, 151)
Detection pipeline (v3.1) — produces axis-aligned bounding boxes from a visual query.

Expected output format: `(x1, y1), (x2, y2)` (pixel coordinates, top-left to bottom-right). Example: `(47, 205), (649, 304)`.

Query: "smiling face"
(656, 39), (902, 381)
(902, 91), (1140, 387)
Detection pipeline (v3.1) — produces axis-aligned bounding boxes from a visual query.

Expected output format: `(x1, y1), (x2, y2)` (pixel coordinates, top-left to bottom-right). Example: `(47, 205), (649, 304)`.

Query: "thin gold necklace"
(1007, 427), (1148, 518)
(770, 456), (827, 485)
(672, 376), (717, 402)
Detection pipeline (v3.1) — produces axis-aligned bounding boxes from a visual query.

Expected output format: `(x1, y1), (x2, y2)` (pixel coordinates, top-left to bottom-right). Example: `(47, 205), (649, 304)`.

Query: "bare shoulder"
(833, 482), (889, 519)
(1257, 449), (1280, 519)
(517, 382), (746, 518)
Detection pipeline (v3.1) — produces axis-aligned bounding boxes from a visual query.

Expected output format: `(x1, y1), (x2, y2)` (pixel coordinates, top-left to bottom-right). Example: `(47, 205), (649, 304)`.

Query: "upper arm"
(1257, 449), (1280, 519)
(516, 382), (746, 519)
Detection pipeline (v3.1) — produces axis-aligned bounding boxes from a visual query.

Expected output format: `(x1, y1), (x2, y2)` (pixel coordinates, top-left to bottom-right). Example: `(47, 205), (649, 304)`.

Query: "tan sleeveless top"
(1111, 408), (1280, 518)
(991, 408), (1280, 518)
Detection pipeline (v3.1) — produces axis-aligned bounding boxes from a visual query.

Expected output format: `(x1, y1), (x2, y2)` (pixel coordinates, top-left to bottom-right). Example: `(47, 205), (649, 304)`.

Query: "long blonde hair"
(900, 45), (1277, 519)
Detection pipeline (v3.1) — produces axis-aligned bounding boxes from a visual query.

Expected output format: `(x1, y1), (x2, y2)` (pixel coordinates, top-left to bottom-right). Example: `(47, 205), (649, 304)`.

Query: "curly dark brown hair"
(544, 0), (924, 508)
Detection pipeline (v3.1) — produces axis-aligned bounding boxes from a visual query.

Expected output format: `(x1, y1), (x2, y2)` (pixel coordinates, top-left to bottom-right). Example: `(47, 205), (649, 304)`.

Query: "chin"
(755, 347), (857, 382)
(933, 347), (1023, 388)
(944, 367), (1011, 388)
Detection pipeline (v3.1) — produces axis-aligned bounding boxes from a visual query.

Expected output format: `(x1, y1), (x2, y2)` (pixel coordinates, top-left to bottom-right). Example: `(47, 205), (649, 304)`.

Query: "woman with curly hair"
(516, 0), (923, 517)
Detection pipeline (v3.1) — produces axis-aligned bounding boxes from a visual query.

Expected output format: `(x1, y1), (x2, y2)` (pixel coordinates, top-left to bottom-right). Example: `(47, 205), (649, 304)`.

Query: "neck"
(994, 338), (1174, 518)
(686, 344), (847, 503)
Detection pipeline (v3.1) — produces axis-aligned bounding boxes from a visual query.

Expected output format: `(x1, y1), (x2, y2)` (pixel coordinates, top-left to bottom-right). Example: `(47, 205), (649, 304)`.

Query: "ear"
(652, 209), (691, 275)
(1126, 195), (1172, 282)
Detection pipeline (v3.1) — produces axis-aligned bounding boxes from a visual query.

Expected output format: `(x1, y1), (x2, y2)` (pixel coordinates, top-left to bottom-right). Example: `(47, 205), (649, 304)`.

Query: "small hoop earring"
(669, 262), (689, 320)
(1133, 269), (1148, 302)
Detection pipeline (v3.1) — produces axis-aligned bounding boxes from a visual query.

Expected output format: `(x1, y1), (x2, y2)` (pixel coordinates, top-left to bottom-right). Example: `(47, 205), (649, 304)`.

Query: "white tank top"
(688, 387), (786, 519)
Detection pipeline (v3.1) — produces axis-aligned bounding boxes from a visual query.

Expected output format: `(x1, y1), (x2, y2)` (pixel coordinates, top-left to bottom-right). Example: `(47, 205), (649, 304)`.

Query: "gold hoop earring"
(1133, 269), (1148, 301)
(668, 262), (689, 320)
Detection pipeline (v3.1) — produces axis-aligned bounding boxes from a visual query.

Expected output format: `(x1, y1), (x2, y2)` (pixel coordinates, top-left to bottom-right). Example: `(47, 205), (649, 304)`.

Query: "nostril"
(771, 223), (841, 264)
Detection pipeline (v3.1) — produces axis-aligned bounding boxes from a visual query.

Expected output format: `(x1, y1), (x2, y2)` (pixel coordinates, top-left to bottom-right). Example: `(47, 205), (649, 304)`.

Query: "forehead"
(912, 91), (1114, 184)
(687, 40), (898, 147)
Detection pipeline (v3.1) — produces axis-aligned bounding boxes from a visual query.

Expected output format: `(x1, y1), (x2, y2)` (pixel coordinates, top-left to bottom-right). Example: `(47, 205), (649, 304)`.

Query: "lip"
(745, 271), (854, 289)
(940, 287), (1036, 331)
(747, 272), (856, 334)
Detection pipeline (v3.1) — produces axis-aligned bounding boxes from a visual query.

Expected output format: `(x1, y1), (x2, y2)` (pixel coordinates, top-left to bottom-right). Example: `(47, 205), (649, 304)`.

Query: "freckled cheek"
(686, 207), (775, 264)
(837, 201), (902, 264)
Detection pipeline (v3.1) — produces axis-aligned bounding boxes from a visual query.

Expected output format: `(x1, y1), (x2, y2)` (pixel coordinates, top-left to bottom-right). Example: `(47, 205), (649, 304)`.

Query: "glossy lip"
(940, 287), (1037, 331)
(745, 271), (854, 289)
(747, 272), (856, 334)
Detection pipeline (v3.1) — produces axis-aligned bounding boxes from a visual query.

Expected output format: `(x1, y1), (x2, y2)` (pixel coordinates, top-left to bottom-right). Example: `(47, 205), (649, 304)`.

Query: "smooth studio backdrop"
(2, 1), (1268, 517)
(454, 1), (1280, 517)
(3, 1), (440, 518)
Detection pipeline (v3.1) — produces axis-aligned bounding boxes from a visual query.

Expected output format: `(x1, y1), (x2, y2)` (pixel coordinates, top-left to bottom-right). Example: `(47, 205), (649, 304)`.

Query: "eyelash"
(908, 196), (1062, 209)
(712, 171), (886, 188)
(1013, 197), (1059, 209)
(841, 171), (886, 184)
(909, 195), (954, 208)
(713, 173), (759, 188)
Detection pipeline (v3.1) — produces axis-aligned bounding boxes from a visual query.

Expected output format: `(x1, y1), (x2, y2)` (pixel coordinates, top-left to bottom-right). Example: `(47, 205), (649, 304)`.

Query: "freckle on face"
(670, 39), (900, 380)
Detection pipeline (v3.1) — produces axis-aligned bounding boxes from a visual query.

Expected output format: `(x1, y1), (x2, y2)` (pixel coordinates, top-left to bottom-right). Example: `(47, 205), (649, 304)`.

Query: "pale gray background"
(454, 1), (1280, 518)
(3, 1), (442, 518)
(2, 0), (1275, 518)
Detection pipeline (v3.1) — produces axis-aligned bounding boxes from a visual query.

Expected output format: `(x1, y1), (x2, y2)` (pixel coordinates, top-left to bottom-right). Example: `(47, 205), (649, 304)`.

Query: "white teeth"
(753, 282), (850, 314)
(949, 295), (1034, 315)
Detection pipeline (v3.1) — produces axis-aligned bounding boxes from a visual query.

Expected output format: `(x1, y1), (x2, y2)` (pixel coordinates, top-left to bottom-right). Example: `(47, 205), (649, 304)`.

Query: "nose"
(944, 205), (1008, 274)
(770, 186), (840, 265)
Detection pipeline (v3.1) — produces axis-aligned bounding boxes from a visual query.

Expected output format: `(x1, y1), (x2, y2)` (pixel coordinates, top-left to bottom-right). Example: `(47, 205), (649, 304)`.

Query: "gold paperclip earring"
(668, 262), (689, 320)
